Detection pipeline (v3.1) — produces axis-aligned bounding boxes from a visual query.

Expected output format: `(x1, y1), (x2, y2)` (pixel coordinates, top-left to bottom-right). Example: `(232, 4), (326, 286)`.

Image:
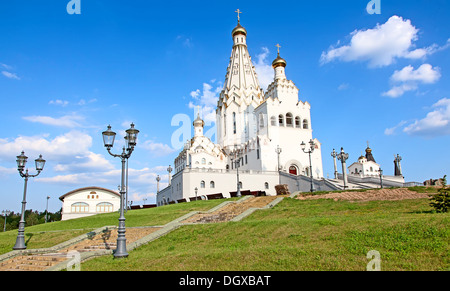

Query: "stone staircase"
(0, 227), (159, 271)
(0, 195), (284, 271)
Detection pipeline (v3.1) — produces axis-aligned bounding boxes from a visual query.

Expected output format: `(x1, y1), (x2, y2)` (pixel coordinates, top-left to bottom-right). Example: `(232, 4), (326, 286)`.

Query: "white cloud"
(49, 99), (69, 107)
(382, 64), (441, 97)
(384, 120), (408, 136)
(254, 47), (273, 91)
(403, 98), (450, 137)
(140, 140), (177, 157)
(22, 113), (85, 128)
(1, 71), (20, 80)
(0, 131), (93, 161)
(390, 64), (441, 83)
(188, 80), (222, 123)
(320, 15), (439, 68)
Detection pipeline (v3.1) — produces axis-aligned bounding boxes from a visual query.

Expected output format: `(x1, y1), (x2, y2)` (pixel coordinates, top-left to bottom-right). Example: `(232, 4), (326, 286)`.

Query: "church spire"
(216, 10), (265, 148)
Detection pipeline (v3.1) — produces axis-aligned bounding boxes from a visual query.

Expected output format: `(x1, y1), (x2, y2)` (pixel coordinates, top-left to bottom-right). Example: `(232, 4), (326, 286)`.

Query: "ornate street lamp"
(2, 210), (11, 232)
(167, 165), (173, 186)
(378, 168), (384, 189)
(102, 123), (139, 259)
(331, 149), (338, 179)
(13, 151), (45, 250)
(337, 147), (349, 189)
(275, 145), (282, 185)
(301, 139), (316, 193)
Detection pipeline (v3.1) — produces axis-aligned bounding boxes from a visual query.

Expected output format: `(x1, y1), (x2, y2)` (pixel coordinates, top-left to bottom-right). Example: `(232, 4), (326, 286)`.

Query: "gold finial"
(276, 44), (281, 55)
(235, 9), (242, 23)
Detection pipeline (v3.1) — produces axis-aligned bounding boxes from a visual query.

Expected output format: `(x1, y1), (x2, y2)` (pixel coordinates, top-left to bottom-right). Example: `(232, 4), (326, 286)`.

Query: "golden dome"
(193, 114), (205, 127)
(232, 22), (247, 37)
(272, 53), (287, 68)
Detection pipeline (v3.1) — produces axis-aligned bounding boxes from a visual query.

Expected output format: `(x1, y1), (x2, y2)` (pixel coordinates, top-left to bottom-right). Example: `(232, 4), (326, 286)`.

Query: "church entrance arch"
(289, 165), (298, 175)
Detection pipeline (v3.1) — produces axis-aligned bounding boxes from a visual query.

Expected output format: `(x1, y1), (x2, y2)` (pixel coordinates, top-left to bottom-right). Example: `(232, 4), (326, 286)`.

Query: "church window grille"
(270, 116), (277, 126)
(264, 182), (269, 189)
(200, 181), (205, 188)
(303, 119), (309, 129)
(286, 113), (293, 127)
(279, 114), (284, 126)
(233, 112), (237, 134)
(295, 116), (301, 128)
(210, 181), (215, 188)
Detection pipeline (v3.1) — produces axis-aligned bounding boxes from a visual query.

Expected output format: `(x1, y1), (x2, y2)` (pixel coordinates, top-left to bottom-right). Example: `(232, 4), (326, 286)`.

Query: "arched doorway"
(289, 165), (298, 175)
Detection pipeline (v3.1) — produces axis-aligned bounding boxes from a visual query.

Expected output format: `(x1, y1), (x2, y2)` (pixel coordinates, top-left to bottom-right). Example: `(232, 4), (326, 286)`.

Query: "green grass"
(81, 197), (449, 271)
(1, 195), (448, 270)
(0, 198), (233, 256)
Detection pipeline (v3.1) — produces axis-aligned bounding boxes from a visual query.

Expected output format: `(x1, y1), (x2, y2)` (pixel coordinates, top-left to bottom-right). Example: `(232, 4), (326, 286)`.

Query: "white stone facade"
(59, 187), (120, 221)
(157, 19), (324, 206)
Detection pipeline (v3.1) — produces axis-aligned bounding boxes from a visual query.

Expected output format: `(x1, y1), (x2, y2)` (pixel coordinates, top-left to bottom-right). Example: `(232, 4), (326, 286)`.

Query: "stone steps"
(0, 196), (283, 271)
(0, 227), (160, 271)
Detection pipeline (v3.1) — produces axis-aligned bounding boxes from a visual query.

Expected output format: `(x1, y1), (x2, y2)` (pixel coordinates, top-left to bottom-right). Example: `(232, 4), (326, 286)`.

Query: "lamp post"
(13, 151), (46, 250)
(301, 139), (316, 193)
(156, 175), (161, 193)
(275, 145), (282, 185)
(102, 123), (139, 259)
(233, 145), (242, 197)
(337, 147), (349, 190)
(167, 165), (173, 186)
(331, 149), (338, 179)
(45, 196), (50, 223)
(378, 168), (384, 189)
(2, 210), (11, 232)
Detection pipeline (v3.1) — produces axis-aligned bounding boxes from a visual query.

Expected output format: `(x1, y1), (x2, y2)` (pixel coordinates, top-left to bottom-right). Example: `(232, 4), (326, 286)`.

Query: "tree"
(429, 175), (449, 213)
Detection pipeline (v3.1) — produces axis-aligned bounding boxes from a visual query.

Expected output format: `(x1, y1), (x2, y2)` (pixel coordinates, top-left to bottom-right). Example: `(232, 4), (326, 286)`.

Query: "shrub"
(429, 175), (450, 213)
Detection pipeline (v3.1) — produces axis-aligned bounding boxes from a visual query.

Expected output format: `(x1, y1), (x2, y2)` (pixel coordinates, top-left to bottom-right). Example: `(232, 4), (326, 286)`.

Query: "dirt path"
(296, 188), (431, 202)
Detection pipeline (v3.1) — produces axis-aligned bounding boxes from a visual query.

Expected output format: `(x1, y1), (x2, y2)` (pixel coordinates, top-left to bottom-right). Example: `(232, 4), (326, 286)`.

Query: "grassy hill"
(0, 190), (448, 271)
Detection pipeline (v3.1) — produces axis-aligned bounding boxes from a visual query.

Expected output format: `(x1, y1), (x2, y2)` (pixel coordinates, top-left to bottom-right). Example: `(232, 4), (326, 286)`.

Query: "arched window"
(202, 158), (206, 164)
(233, 112), (237, 134)
(224, 114), (227, 135)
(303, 119), (309, 129)
(71, 202), (89, 213)
(270, 116), (277, 126)
(210, 181), (215, 188)
(200, 180), (205, 188)
(259, 113), (264, 128)
(264, 182), (269, 189)
(96, 202), (113, 213)
(278, 114), (284, 126)
(238, 181), (243, 189)
(286, 113), (293, 127)
(295, 116), (301, 128)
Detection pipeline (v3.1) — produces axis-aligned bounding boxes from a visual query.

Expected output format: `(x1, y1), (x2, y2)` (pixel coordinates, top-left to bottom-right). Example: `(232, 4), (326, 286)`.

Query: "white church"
(157, 15), (328, 205)
(155, 13), (417, 206)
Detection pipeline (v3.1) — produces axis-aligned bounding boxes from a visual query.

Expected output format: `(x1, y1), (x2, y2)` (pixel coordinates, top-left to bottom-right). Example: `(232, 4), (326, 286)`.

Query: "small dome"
(193, 113), (205, 127)
(232, 22), (247, 37)
(272, 54), (287, 68)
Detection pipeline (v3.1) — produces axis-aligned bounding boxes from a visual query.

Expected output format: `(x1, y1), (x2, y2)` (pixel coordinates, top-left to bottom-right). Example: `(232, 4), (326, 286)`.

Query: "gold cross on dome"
(235, 9), (242, 22)
(276, 44), (281, 54)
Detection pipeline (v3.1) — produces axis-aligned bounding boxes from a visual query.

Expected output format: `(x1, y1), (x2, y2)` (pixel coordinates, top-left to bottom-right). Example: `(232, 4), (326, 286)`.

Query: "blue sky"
(0, 0), (449, 213)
